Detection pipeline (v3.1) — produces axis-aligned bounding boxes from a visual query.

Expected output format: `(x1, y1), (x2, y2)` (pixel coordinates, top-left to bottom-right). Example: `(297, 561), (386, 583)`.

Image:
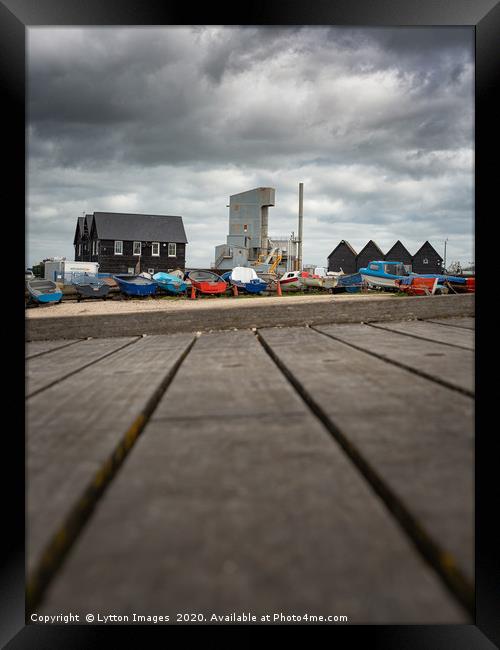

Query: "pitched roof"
(385, 240), (412, 258)
(357, 240), (384, 257)
(413, 240), (442, 259)
(92, 212), (188, 243)
(328, 240), (358, 258)
(73, 217), (85, 244)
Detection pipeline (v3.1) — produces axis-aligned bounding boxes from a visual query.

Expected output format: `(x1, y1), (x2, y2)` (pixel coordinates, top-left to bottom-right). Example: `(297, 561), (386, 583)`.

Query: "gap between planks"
(26, 333), (199, 614)
(26, 337), (141, 399)
(367, 322), (472, 351)
(254, 328), (474, 617)
(25, 339), (85, 360)
(311, 325), (474, 398)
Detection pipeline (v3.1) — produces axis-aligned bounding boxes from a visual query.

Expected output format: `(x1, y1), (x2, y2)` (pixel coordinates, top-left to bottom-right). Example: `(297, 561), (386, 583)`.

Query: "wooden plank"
(371, 320), (474, 350)
(26, 339), (82, 359)
(314, 323), (474, 395)
(27, 333), (195, 575)
(41, 330), (466, 622)
(26, 337), (137, 397)
(426, 317), (475, 330)
(258, 327), (474, 586)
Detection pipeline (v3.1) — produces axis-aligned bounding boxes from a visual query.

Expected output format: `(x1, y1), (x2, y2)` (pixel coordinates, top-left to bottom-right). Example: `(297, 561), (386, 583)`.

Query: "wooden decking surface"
(26, 316), (474, 624)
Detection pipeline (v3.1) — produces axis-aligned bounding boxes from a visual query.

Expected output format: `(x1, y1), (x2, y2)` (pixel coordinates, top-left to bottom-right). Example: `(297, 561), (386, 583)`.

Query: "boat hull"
(153, 272), (187, 295)
(231, 279), (267, 294)
(113, 275), (158, 296)
(188, 270), (227, 294)
(278, 276), (303, 290)
(73, 282), (110, 299)
(191, 280), (227, 294)
(27, 279), (63, 304)
(360, 273), (398, 289)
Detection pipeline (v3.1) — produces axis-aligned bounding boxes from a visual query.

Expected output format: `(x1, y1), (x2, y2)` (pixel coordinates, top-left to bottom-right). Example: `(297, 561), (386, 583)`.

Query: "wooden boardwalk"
(26, 316), (474, 624)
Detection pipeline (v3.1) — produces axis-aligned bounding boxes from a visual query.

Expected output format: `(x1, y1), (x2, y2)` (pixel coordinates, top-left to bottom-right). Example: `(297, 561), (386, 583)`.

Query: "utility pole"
(297, 182), (303, 271)
(443, 238), (448, 272)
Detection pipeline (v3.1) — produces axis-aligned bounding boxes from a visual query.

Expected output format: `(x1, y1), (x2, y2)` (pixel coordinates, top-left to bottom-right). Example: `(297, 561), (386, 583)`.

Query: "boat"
(226, 266), (268, 294)
(278, 270), (304, 290)
(187, 270), (227, 294)
(313, 267), (340, 290)
(113, 274), (158, 297)
(152, 271), (188, 295)
(170, 269), (191, 288)
(359, 261), (409, 289)
(72, 273), (111, 301)
(334, 272), (364, 293)
(26, 278), (63, 306)
(417, 273), (475, 293)
(395, 276), (442, 296)
(300, 271), (324, 289)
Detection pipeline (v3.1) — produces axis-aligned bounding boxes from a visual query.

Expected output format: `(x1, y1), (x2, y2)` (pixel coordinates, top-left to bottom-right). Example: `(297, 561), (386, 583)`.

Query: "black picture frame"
(2, 1), (498, 647)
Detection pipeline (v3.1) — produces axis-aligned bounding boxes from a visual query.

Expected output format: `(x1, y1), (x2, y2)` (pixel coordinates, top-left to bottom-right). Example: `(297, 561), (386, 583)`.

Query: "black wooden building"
(327, 240), (358, 273)
(356, 240), (385, 270)
(74, 212), (188, 274)
(411, 240), (443, 274)
(384, 240), (413, 271)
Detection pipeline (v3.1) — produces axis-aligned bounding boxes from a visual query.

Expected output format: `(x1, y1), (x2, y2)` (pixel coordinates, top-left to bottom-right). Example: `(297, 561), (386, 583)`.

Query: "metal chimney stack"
(297, 182), (303, 271)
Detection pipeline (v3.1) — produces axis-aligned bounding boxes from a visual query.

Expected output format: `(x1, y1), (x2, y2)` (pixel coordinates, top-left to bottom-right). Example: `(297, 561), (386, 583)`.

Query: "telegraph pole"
(443, 238), (448, 272)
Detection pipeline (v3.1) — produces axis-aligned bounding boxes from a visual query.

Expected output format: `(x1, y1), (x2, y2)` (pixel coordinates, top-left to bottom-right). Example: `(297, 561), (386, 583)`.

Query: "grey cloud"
(27, 26), (474, 268)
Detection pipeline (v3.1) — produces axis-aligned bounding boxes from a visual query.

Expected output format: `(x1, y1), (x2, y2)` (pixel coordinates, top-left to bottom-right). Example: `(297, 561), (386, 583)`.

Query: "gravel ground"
(26, 291), (394, 319)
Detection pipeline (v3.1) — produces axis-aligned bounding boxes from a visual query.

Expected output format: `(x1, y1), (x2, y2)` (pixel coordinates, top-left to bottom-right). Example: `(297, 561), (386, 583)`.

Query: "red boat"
(395, 276), (439, 296)
(187, 270), (227, 294)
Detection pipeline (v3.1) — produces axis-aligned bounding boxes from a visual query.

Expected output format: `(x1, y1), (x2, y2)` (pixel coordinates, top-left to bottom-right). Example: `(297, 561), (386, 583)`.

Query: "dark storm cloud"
(27, 26), (474, 267)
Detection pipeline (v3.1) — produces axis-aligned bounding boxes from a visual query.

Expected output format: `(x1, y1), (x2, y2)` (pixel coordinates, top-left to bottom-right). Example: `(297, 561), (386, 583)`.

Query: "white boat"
(278, 271), (304, 290)
(302, 268), (338, 290)
(359, 261), (408, 289)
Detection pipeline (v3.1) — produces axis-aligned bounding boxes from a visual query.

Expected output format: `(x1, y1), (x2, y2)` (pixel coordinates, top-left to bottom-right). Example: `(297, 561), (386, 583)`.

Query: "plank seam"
(25, 339), (85, 360)
(312, 326), (474, 398)
(26, 333), (199, 613)
(422, 319), (475, 331)
(26, 337), (142, 399)
(255, 328), (474, 618)
(367, 322), (473, 351)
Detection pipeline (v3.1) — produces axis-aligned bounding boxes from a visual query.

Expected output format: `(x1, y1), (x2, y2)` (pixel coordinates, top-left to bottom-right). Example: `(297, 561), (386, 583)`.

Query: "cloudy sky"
(27, 26), (474, 268)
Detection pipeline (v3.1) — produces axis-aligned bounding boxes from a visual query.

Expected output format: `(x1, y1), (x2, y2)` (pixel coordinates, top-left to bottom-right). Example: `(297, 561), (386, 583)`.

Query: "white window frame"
(423, 258), (429, 265)
(152, 242), (160, 256)
(168, 242), (177, 257)
(114, 240), (123, 255)
(148, 268), (155, 275)
(133, 241), (142, 256)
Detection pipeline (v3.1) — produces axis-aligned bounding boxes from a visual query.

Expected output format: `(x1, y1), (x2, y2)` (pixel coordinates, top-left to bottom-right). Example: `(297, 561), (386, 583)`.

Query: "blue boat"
(360, 261), (455, 293)
(359, 261), (409, 289)
(152, 272), (187, 295)
(26, 279), (63, 306)
(336, 272), (364, 293)
(226, 266), (268, 294)
(113, 274), (158, 297)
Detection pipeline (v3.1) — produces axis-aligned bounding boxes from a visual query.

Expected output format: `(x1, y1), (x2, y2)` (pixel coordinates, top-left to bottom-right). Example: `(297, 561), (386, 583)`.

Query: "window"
(168, 242), (176, 257)
(133, 241), (142, 255)
(423, 258), (429, 264)
(127, 267), (135, 274)
(78, 244), (81, 256)
(152, 242), (160, 256)
(369, 263), (380, 270)
(148, 268), (155, 274)
(114, 240), (123, 255)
